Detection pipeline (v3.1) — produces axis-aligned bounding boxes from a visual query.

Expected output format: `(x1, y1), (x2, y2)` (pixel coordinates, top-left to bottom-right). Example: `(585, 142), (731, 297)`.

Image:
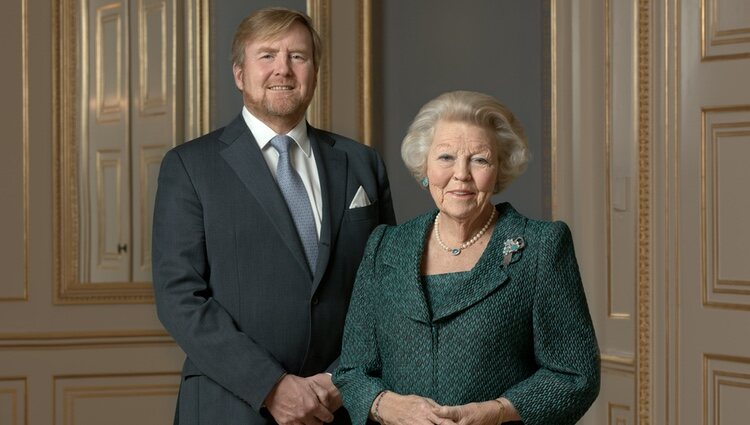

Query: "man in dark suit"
(152, 7), (395, 424)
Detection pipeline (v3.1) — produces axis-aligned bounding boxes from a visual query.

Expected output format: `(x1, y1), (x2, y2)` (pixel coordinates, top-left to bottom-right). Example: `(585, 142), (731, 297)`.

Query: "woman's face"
(425, 120), (498, 223)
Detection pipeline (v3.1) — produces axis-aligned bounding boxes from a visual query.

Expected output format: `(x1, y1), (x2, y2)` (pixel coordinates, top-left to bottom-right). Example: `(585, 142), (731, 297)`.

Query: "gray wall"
(209, 1), (548, 223)
(376, 0), (546, 222)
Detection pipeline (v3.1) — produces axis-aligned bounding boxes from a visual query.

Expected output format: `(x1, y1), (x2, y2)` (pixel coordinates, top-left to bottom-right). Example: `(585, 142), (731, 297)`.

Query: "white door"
(675, 1), (750, 424)
(83, 0), (174, 284)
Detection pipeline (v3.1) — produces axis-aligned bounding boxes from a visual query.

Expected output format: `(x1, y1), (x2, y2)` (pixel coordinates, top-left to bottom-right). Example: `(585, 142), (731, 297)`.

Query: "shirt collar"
(242, 107), (311, 157)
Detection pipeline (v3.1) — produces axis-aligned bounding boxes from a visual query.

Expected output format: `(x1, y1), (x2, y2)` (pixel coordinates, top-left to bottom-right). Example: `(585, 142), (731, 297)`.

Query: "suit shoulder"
(165, 128), (231, 167)
(170, 127), (226, 156)
(318, 129), (378, 155)
(316, 129), (360, 147)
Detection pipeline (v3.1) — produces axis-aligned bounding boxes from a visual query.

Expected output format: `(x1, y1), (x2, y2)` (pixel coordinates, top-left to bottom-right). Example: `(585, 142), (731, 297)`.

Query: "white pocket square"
(348, 186), (371, 208)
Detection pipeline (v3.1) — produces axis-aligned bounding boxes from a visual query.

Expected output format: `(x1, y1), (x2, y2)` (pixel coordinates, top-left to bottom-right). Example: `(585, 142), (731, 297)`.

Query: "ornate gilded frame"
(52, 0), (210, 304)
(550, 0), (653, 422)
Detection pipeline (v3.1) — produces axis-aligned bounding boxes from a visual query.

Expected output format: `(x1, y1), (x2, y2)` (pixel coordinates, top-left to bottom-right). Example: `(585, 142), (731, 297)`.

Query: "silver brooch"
(502, 237), (525, 267)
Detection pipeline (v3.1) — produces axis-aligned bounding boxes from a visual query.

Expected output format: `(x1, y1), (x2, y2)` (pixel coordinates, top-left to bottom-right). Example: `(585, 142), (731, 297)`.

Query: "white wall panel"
(54, 373), (178, 425)
(0, 378), (26, 425)
(0, 0), (27, 301)
(702, 0), (750, 60)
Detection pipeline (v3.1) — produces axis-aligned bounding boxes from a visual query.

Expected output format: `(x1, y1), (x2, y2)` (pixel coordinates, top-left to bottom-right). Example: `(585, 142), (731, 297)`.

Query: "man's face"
(233, 22), (317, 131)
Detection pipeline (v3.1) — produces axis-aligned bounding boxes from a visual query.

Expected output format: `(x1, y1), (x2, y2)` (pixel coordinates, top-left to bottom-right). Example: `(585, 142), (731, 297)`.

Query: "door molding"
(52, 0), (209, 304)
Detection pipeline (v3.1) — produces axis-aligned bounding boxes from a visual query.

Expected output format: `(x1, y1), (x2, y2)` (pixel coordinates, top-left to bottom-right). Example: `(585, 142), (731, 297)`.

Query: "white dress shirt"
(242, 107), (322, 237)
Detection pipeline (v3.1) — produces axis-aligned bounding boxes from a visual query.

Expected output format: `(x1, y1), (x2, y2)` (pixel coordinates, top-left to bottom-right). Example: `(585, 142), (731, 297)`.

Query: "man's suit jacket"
(152, 115), (396, 424)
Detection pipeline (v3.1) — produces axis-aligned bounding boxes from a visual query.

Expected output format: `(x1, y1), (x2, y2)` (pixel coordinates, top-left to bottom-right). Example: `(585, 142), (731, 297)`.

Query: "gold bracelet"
(491, 398), (505, 424)
(373, 390), (388, 424)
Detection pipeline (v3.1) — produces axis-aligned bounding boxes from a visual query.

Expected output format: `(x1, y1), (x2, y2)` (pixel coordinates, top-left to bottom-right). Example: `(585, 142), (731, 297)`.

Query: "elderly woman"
(333, 91), (599, 425)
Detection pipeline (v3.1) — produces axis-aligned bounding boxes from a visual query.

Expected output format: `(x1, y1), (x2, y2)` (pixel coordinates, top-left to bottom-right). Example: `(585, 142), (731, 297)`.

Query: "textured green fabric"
(333, 203), (600, 425)
(423, 272), (469, 318)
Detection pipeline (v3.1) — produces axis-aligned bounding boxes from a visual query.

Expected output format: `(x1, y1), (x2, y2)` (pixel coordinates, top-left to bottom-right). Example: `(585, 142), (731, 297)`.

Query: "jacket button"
(311, 297), (319, 305)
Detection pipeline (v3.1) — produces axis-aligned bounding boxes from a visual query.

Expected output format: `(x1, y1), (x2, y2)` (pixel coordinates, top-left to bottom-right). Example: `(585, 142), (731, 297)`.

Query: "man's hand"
(308, 373), (343, 413)
(264, 374), (334, 425)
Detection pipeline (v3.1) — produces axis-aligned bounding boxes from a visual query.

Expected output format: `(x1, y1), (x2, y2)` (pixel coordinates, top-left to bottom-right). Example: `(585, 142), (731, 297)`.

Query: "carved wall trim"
(0, 330), (173, 349)
(54, 372), (180, 424)
(0, 377), (26, 425)
(700, 105), (750, 311)
(2, 0), (30, 302)
(636, 0), (653, 423)
(184, 0), (210, 139)
(549, 0), (558, 218)
(357, 0), (372, 146)
(307, 0), (331, 131)
(53, 0), (207, 304)
(21, 0), (29, 302)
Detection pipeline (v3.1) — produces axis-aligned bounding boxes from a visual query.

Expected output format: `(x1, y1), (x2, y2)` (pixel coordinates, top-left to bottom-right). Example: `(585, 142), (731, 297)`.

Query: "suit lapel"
(430, 203), (527, 321)
(309, 127), (347, 294)
(383, 203), (528, 323)
(218, 115), (311, 276)
(429, 215), (510, 322)
(382, 213), (433, 324)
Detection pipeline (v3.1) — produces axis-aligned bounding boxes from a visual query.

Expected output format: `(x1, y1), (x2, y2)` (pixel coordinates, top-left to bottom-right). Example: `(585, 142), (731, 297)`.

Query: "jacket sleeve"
(502, 221), (601, 425)
(151, 149), (286, 412)
(332, 224), (389, 425)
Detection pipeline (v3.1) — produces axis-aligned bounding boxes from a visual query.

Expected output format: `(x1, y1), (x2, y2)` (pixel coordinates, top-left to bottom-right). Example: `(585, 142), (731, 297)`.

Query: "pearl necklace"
(434, 208), (496, 256)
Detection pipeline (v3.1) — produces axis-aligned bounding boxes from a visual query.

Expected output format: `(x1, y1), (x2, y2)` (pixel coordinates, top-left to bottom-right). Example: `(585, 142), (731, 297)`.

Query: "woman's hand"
(372, 392), (452, 425)
(433, 400), (505, 425)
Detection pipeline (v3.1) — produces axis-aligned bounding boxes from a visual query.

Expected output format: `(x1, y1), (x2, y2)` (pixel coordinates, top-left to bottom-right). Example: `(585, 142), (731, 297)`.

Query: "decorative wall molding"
(53, 0), (207, 304)
(703, 353), (750, 424)
(700, 105), (750, 311)
(0, 0), (29, 302)
(54, 372), (179, 425)
(602, 354), (637, 376)
(0, 377), (26, 425)
(608, 403), (632, 425)
(701, 0), (750, 61)
(636, 0), (653, 423)
(184, 0), (210, 140)
(137, 0), (169, 116)
(357, 0), (372, 147)
(307, 0), (331, 131)
(21, 0), (28, 303)
(0, 330), (173, 350)
(603, 353), (637, 366)
(605, 0), (638, 320)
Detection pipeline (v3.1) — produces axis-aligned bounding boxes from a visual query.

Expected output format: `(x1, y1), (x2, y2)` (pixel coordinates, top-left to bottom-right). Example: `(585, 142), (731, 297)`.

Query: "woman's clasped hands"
(373, 392), (507, 425)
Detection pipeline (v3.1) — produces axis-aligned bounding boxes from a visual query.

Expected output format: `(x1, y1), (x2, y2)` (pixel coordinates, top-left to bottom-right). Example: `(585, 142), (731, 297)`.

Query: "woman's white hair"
(401, 90), (530, 193)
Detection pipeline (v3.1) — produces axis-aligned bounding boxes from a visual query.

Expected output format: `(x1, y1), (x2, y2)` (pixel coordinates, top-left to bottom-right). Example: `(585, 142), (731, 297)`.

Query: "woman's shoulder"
(499, 203), (573, 244)
(380, 209), (436, 239)
(506, 202), (570, 233)
(364, 210), (435, 263)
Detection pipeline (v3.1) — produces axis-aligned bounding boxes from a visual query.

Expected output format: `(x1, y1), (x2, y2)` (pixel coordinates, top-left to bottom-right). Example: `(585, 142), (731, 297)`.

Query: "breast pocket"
(344, 201), (379, 222)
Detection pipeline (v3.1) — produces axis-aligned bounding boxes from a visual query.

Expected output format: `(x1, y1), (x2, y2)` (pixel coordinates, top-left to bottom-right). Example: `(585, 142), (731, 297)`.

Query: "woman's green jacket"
(333, 203), (600, 425)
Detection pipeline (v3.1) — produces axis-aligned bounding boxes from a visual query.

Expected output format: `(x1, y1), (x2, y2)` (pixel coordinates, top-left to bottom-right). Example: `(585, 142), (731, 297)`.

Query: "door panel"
(678, 1), (750, 423)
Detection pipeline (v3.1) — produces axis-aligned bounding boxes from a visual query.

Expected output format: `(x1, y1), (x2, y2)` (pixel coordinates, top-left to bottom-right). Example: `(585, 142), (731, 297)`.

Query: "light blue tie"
(270, 134), (318, 274)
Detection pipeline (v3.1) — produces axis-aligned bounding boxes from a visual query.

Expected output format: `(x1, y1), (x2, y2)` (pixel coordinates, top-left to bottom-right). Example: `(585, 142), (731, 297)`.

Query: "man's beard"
(263, 95), (306, 117)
